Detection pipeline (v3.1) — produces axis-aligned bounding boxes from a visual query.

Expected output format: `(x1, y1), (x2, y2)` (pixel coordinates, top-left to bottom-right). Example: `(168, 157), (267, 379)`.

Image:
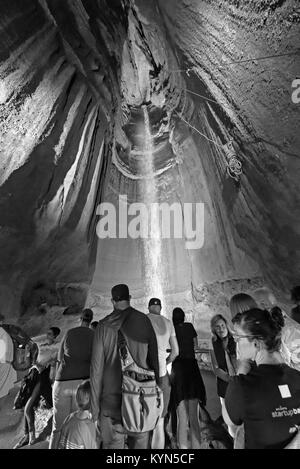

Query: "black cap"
(111, 284), (130, 302)
(148, 298), (161, 307)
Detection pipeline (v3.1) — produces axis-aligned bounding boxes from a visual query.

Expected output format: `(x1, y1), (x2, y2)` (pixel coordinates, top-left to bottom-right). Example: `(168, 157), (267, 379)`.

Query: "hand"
(237, 359), (252, 375)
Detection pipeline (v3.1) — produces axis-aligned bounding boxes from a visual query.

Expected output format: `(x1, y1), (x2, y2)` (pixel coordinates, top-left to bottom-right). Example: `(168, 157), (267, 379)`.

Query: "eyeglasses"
(231, 333), (261, 342)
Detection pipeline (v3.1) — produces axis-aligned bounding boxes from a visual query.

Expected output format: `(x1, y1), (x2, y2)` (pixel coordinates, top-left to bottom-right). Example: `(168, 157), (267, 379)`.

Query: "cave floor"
(0, 370), (220, 449)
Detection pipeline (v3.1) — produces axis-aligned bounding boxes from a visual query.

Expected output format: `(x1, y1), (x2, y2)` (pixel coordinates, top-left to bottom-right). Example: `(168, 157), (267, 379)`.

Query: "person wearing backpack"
(90, 284), (160, 449)
(0, 314), (17, 400)
(13, 326), (61, 449)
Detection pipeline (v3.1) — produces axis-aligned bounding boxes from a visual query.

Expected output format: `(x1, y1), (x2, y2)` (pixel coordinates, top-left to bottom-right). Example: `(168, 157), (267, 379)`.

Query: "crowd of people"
(10, 283), (300, 450)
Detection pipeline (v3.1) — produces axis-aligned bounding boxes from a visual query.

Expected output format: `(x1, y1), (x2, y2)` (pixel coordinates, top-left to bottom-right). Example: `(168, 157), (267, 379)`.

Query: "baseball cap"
(148, 298), (162, 307)
(111, 284), (130, 302)
(81, 308), (93, 322)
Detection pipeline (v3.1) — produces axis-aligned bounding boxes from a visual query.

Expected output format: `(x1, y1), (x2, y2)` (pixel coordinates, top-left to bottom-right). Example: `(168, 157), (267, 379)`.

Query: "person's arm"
(210, 349), (231, 382)
(166, 335), (179, 365)
(90, 324), (105, 423)
(222, 401), (239, 439)
(236, 359), (252, 375)
(223, 377), (244, 439)
(57, 335), (65, 365)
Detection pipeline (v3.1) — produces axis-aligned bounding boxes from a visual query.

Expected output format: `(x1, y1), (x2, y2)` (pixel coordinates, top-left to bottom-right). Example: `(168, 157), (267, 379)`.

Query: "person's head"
(172, 307), (185, 326)
(111, 284), (131, 311)
(148, 298), (162, 315)
(229, 293), (258, 319)
(90, 321), (98, 330)
(253, 287), (277, 310)
(47, 327), (60, 344)
(232, 307), (285, 362)
(291, 286), (300, 305)
(76, 380), (91, 411)
(81, 308), (93, 326)
(210, 314), (229, 341)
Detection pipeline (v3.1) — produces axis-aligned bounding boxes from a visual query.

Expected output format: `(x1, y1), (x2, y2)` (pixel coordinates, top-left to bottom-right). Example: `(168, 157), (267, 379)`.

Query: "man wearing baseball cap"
(148, 298), (179, 449)
(90, 284), (160, 449)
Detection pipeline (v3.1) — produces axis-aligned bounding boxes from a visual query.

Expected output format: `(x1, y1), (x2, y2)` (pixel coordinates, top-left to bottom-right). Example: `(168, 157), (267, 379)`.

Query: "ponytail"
(232, 307), (284, 352)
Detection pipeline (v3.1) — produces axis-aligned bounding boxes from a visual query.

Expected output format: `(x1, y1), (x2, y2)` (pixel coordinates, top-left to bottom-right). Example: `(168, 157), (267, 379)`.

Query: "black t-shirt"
(175, 322), (197, 359)
(225, 364), (300, 449)
(56, 327), (94, 381)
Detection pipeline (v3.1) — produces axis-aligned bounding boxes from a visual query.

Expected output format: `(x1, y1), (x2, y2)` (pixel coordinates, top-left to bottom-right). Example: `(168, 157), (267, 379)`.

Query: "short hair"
(172, 307), (185, 326)
(229, 293), (257, 318)
(232, 307), (285, 352)
(291, 286), (300, 303)
(49, 327), (60, 339)
(210, 314), (228, 341)
(81, 308), (93, 324)
(76, 380), (91, 411)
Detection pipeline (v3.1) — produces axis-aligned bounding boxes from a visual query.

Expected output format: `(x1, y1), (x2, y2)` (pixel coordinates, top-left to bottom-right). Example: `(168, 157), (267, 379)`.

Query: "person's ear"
(253, 338), (261, 350)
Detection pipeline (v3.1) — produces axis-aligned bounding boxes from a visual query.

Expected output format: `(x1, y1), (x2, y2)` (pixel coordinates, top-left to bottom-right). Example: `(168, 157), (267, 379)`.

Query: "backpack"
(1, 324), (38, 371)
(117, 329), (163, 433)
(13, 367), (39, 409)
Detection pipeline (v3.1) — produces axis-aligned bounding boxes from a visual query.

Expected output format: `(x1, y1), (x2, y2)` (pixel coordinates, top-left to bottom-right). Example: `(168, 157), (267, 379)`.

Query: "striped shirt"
(58, 411), (97, 449)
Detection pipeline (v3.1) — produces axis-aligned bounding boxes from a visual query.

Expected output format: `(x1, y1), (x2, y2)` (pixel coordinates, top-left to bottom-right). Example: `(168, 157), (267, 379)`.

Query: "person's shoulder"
(62, 411), (76, 427)
(128, 306), (145, 316)
(185, 322), (194, 328)
(228, 374), (248, 391)
(184, 322), (197, 333)
(128, 307), (151, 323)
(283, 364), (300, 380)
(66, 327), (79, 336)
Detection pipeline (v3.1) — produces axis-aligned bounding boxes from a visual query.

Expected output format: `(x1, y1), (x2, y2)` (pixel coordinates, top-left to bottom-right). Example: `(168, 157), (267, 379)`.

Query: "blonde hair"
(210, 314), (228, 341)
(253, 287), (277, 309)
(76, 380), (91, 411)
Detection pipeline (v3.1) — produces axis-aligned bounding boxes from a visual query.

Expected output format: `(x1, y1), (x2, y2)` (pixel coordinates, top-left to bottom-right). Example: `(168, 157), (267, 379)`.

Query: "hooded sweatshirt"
(90, 306), (159, 421)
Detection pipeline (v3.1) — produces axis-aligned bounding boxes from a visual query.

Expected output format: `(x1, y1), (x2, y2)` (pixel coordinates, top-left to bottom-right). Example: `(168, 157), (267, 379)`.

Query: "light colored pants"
(49, 379), (83, 449)
(99, 413), (150, 449)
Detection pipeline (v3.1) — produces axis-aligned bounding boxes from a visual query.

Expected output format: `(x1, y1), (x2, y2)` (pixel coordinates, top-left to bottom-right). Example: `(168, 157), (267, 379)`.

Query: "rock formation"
(0, 0), (299, 329)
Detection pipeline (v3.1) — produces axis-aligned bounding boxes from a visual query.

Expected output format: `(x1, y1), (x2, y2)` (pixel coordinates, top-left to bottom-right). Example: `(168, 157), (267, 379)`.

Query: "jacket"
(90, 306), (160, 421)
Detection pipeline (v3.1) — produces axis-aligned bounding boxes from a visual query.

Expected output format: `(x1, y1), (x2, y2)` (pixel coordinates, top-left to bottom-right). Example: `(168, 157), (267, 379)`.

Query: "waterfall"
(141, 105), (165, 308)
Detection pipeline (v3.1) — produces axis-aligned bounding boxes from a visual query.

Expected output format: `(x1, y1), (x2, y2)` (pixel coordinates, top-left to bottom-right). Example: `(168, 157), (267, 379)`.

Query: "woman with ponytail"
(222, 308), (300, 449)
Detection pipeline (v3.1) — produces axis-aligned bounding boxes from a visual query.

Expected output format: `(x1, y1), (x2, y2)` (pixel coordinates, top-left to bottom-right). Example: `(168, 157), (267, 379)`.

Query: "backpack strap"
(118, 329), (134, 370)
(117, 329), (155, 377)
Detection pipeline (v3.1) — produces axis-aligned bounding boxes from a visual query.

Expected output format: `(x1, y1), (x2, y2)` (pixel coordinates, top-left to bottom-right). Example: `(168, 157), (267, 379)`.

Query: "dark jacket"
(90, 306), (159, 421)
(212, 335), (236, 398)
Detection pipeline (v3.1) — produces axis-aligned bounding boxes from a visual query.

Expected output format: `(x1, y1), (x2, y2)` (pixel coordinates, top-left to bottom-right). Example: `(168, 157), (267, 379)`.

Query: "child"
(58, 380), (97, 449)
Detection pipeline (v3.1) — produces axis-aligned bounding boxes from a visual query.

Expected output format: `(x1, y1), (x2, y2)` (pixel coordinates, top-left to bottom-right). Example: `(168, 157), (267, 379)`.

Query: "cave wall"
(158, 0), (300, 291)
(0, 0), (124, 317)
